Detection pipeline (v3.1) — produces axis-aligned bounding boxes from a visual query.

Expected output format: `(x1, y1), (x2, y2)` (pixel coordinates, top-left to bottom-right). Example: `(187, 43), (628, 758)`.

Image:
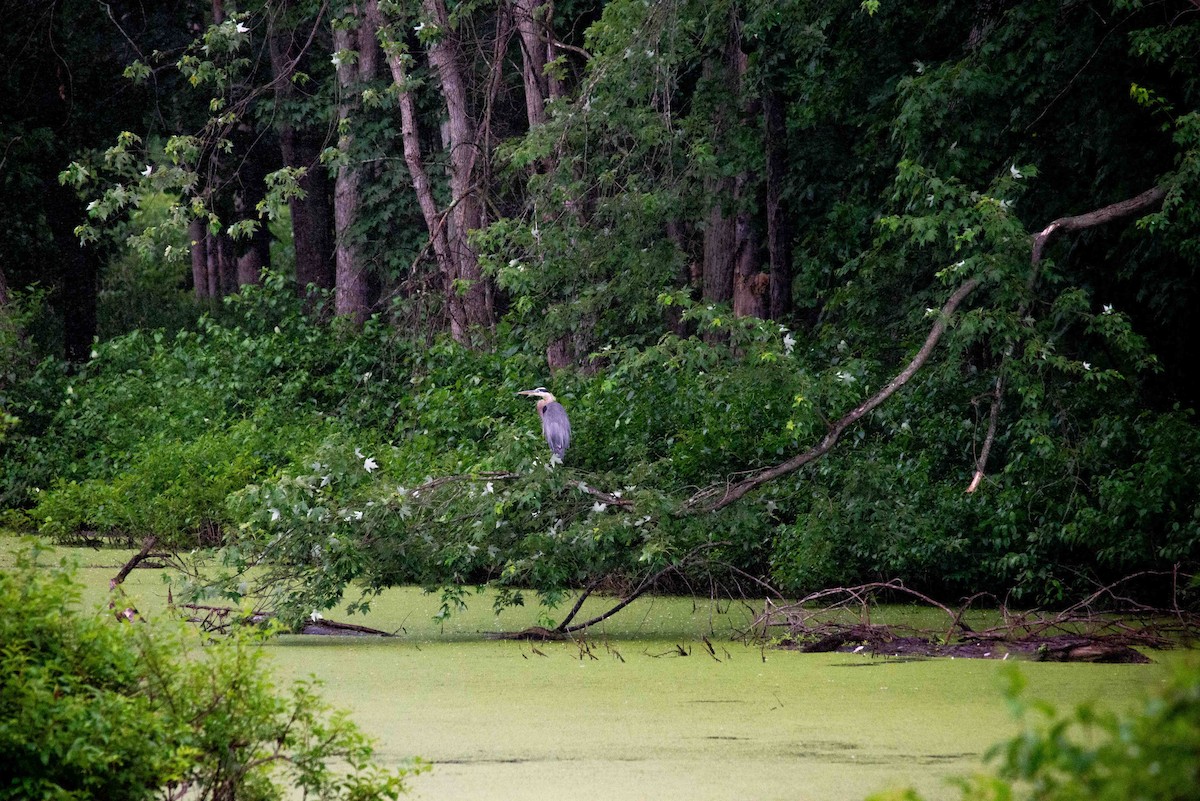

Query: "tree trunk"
(0, 261), (8, 308)
(732, 187), (768, 319)
(726, 37), (769, 321)
(333, 5), (379, 324)
(702, 186), (737, 305)
(46, 184), (98, 363)
(762, 87), (792, 321)
(233, 124), (275, 287)
(367, 0), (494, 343)
(205, 231), (234, 298)
(514, 0), (548, 128)
(700, 29), (746, 308)
(268, 1), (335, 298)
(423, 0), (494, 340)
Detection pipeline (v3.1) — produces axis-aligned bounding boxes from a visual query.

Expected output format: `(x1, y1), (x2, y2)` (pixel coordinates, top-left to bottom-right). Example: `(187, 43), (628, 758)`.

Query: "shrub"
(0, 542), (419, 801)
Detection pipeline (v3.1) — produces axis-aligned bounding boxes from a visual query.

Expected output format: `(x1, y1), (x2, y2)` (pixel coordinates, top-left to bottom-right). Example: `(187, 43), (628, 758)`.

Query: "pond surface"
(23, 543), (1191, 801)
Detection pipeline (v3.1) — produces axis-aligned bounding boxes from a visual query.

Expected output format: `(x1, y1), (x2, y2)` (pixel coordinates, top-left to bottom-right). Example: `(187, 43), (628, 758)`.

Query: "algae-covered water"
(14, 542), (1190, 801)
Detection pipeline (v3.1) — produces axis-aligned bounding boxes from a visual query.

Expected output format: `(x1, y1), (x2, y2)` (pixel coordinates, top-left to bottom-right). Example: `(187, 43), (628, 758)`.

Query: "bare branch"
(575, 480), (634, 508)
(1031, 185), (1167, 266)
(110, 536), (159, 589)
(557, 544), (721, 633)
(966, 373), (1004, 493)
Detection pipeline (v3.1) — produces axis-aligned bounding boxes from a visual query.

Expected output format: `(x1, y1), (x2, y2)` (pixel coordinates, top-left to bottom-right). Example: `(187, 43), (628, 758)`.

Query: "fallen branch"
(178, 603), (392, 637)
(686, 278), (981, 513)
(556, 544), (723, 634)
(576, 480), (634, 508)
(757, 571), (1198, 662)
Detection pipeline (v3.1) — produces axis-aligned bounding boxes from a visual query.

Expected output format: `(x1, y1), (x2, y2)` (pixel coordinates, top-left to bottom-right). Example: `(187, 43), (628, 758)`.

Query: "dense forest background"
(1, 0), (1197, 625)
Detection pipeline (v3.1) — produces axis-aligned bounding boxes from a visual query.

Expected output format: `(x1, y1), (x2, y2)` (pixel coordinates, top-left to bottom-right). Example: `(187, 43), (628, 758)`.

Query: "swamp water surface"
(46, 547), (1191, 801)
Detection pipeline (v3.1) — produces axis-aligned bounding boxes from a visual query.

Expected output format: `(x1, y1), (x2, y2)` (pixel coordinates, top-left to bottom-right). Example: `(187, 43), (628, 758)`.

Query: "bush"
(0, 542), (418, 801)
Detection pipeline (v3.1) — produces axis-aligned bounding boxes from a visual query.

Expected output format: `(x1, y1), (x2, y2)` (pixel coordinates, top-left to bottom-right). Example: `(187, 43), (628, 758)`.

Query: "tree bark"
(732, 172), (768, 319)
(367, 0), (494, 343)
(423, 0), (494, 340)
(514, 0), (548, 128)
(702, 189), (737, 305)
(268, 0), (335, 298)
(762, 87), (792, 320)
(333, 5), (379, 324)
(233, 124), (275, 287)
(701, 28), (747, 310)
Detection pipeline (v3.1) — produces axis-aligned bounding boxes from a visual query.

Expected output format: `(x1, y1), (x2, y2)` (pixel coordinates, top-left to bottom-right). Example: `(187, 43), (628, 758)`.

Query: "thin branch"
(966, 373), (1004, 493)
(686, 278), (981, 513)
(575, 480), (634, 508)
(557, 544), (721, 634)
(556, 580), (597, 629)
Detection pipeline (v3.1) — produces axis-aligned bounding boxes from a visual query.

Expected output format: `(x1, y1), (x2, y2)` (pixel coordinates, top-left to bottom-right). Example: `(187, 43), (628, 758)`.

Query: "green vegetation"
(3, 0), (1197, 623)
(0, 543), (417, 800)
(3, 1), (1197, 798)
(5, 539), (1189, 801)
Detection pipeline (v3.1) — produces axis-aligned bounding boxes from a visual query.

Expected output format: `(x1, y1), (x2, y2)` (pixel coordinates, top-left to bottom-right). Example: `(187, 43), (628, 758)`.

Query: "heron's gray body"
(519, 387), (571, 461)
(538, 400), (571, 460)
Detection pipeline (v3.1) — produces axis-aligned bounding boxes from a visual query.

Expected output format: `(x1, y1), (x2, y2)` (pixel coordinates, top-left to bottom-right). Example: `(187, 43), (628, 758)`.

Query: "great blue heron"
(518, 387), (571, 462)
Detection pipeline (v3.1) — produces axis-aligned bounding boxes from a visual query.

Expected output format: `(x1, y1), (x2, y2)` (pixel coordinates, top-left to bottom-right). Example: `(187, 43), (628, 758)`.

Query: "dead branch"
(686, 278), (981, 513)
(178, 603), (392, 637)
(758, 571), (1198, 661)
(556, 544), (722, 634)
(966, 373), (1005, 493)
(576, 480), (634, 508)
(1031, 185), (1167, 266)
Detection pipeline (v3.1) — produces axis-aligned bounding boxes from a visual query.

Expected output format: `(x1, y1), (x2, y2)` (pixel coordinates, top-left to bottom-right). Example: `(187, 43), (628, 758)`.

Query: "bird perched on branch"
(518, 387), (571, 462)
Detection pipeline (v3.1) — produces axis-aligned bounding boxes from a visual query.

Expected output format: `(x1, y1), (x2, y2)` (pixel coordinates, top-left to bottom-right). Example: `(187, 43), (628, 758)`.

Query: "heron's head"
(517, 387), (556, 403)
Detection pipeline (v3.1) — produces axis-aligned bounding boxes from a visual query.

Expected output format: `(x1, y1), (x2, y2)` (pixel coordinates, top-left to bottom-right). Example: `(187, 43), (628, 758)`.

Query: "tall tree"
(268, 0), (336, 297)
(366, 0), (495, 344)
(333, 3), (380, 323)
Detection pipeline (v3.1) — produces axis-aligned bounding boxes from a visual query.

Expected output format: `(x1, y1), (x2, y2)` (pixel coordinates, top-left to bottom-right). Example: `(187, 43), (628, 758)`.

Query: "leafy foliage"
(0, 543), (418, 801)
